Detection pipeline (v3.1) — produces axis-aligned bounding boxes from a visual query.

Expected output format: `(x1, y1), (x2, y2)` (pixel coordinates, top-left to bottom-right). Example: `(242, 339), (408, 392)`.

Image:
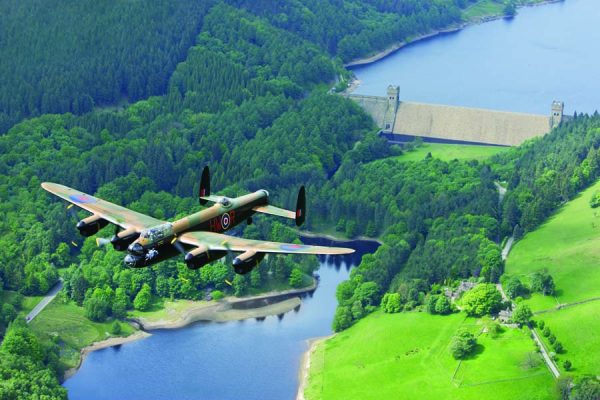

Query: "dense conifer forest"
(0, 0), (473, 132)
(1, 0), (599, 398)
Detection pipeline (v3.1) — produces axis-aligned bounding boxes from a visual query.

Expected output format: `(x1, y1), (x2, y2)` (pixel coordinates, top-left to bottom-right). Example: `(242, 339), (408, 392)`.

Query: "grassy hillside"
(397, 143), (508, 163)
(537, 301), (600, 376)
(505, 179), (600, 377)
(506, 179), (600, 311)
(29, 301), (135, 370)
(305, 311), (555, 400)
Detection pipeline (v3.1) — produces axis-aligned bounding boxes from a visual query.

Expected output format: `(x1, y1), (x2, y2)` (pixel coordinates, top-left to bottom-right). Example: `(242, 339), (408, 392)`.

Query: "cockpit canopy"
(140, 223), (173, 243)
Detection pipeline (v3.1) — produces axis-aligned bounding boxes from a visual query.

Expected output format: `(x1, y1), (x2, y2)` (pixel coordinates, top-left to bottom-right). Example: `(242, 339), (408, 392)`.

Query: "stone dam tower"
(345, 85), (565, 147)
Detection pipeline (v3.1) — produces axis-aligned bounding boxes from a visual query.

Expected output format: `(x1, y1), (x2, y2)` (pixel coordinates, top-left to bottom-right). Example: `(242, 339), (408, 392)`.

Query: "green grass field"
(0, 291), (44, 315)
(462, 0), (505, 20)
(506, 179), (600, 310)
(29, 301), (135, 369)
(397, 143), (508, 163)
(536, 301), (600, 376)
(505, 179), (600, 377)
(305, 311), (555, 400)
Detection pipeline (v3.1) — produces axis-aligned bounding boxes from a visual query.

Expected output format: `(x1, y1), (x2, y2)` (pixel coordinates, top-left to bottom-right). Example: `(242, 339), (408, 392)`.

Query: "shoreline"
(63, 331), (151, 381)
(299, 230), (382, 245)
(131, 280), (317, 330)
(342, 0), (563, 93)
(296, 335), (333, 400)
(63, 280), (317, 381)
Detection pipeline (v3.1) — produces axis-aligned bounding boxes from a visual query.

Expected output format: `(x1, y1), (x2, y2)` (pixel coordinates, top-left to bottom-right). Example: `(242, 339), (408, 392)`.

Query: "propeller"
(96, 223), (120, 248)
(66, 204), (79, 222)
(66, 205), (80, 248)
(170, 235), (187, 255)
(96, 237), (111, 247)
(221, 239), (235, 261)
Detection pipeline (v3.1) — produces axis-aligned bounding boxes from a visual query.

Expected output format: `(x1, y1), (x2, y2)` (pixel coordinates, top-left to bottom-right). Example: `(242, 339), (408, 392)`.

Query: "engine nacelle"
(111, 228), (140, 252)
(184, 246), (227, 270)
(232, 250), (266, 275)
(76, 215), (109, 237)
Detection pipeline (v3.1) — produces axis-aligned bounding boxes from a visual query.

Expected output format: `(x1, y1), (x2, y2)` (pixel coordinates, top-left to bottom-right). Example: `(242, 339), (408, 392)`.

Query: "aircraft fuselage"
(123, 190), (268, 268)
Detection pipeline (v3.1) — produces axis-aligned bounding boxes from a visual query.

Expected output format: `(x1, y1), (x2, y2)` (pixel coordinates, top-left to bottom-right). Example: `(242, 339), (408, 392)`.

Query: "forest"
(1, 0), (599, 398)
(0, 0), (475, 132)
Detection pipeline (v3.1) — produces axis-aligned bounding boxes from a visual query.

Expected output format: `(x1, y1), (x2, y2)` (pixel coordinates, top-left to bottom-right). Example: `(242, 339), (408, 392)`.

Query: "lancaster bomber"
(41, 167), (353, 274)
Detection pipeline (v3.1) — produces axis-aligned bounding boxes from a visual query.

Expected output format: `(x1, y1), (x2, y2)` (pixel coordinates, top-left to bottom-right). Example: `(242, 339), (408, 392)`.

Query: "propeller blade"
(170, 236), (187, 255)
(221, 239), (234, 260)
(66, 204), (79, 222)
(96, 237), (111, 247)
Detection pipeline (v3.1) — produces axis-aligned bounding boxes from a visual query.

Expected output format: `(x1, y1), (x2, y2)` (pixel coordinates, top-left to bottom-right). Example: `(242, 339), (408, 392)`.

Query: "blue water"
(64, 240), (378, 400)
(351, 0), (600, 115)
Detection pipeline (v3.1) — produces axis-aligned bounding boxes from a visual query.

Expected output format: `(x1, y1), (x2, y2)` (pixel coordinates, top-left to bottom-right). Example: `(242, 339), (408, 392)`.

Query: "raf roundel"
(69, 194), (97, 204)
(221, 213), (231, 229)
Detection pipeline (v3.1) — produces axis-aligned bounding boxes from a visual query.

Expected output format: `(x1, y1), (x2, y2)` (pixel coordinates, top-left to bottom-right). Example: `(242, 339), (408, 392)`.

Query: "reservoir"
(351, 0), (600, 115)
(64, 239), (379, 400)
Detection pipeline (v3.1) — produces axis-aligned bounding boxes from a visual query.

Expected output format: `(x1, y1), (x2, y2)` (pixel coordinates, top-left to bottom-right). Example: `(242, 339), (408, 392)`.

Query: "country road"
(25, 278), (63, 324)
(501, 236), (514, 261)
(531, 328), (561, 378)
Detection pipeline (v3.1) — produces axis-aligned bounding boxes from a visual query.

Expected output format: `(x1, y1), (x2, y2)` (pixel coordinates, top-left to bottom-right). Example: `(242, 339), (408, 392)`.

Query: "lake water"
(351, 0), (600, 115)
(64, 239), (379, 400)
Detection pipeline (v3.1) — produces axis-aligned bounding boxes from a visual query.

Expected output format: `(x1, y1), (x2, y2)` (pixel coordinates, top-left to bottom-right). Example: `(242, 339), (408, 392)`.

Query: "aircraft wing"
(178, 231), (355, 255)
(41, 182), (164, 231)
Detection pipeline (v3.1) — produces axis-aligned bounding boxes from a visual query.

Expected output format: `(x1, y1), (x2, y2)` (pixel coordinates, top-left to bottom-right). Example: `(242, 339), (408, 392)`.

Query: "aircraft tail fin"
(295, 186), (306, 227)
(199, 166), (211, 205)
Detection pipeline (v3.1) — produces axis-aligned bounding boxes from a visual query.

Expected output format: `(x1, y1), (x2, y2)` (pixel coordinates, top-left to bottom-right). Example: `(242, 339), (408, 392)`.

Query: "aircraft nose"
(124, 254), (139, 267)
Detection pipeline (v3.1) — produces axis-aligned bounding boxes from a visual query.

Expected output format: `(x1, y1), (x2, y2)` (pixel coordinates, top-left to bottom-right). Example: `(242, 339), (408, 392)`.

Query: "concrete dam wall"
(346, 86), (564, 147)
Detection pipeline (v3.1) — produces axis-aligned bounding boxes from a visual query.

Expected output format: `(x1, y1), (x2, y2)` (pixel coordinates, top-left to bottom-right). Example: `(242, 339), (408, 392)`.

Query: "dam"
(346, 86), (565, 147)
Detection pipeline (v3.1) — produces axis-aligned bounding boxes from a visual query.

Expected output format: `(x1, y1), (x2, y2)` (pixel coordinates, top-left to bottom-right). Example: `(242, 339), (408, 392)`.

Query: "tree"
(450, 330), (477, 359)
(504, 2), (516, 17)
(543, 326), (551, 337)
(426, 294), (439, 314)
(332, 306), (353, 332)
(233, 274), (247, 296)
(504, 276), (526, 299)
(435, 296), (452, 315)
(351, 300), (364, 319)
(590, 190), (600, 208)
(211, 290), (224, 300)
(51, 242), (71, 268)
(133, 283), (152, 311)
(112, 288), (129, 319)
(562, 359), (571, 371)
(531, 271), (555, 296)
(111, 321), (122, 335)
(250, 269), (262, 288)
(288, 268), (304, 288)
(461, 284), (503, 317)
(83, 288), (111, 322)
(382, 293), (401, 313)
(572, 378), (600, 400)
(512, 304), (533, 325)
(553, 341), (563, 353)
(537, 320), (545, 330)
